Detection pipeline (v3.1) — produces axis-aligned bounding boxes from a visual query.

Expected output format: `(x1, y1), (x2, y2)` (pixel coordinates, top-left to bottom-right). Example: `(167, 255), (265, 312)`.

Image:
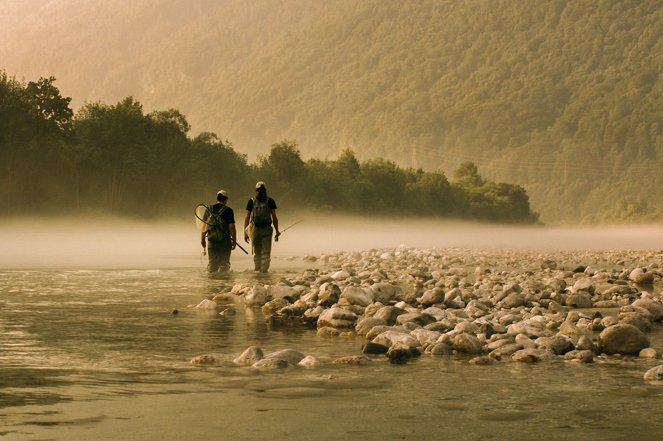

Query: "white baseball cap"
(255, 181), (266, 189)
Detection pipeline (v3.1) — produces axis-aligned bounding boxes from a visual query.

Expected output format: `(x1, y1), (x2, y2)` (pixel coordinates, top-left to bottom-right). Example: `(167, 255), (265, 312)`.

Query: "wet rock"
(563, 350), (594, 363)
(317, 307), (357, 329)
(639, 348), (659, 359)
(252, 358), (288, 369)
(643, 365), (663, 381)
(452, 333), (483, 355)
(619, 312), (652, 333)
(266, 285), (296, 300)
(387, 343), (413, 364)
(469, 355), (498, 365)
(428, 342), (453, 355)
(535, 335), (574, 355)
(598, 324), (650, 355)
(372, 330), (419, 349)
(512, 348), (552, 363)
(190, 354), (219, 365)
(362, 341), (389, 354)
(262, 298), (290, 316)
(317, 326), (341, 337)
(410, 329), (441, 347)
(332, 355), (370, 366)
(298, 355), (319, 368)
(244, 285), (268, 306)
(193, 299), (218, 310)
(396, 312), (436, 327)
(489, 343), (524, 360)
(233, 346), (264, 365)
(264, 349), (305, 365)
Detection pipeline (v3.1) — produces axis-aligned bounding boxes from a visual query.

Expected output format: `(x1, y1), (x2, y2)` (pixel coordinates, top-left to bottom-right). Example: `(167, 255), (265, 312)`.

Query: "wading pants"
(207, 238), (232, 272)
(251, 225), (273, 272)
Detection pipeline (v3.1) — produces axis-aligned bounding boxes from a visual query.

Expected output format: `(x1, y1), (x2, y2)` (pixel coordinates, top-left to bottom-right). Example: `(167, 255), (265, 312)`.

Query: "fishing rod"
(276, 219), (303, 241)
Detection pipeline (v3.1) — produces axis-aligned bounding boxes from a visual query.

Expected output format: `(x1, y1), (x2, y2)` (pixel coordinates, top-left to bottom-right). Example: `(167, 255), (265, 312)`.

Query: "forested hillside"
(1, 0), (661, 223)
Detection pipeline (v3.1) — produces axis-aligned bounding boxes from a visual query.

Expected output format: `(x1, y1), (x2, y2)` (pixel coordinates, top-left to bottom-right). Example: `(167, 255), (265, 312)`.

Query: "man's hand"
(244, 234), (250, 243)
(275, 231), (281, 242)
(201, 239), (206, 248)
(231, 241), (236, 250)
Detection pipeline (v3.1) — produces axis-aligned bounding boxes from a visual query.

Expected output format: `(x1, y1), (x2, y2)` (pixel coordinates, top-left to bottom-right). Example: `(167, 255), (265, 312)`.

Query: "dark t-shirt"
(210, 203), (235, 224)
(246, 197), (277, 211)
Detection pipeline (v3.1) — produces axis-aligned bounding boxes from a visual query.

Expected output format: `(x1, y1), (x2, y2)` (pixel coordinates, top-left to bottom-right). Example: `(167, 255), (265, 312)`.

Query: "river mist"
(1, 215), (662, 269)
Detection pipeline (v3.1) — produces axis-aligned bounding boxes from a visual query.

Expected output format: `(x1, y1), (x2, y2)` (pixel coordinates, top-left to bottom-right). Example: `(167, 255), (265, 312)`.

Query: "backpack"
(206, 205), (229, 242)
(251, 198), (272, 227)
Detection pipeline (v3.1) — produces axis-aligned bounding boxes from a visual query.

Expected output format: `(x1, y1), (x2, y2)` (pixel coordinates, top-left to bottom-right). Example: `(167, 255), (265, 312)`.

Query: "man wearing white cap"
(244, 181), (279, 272)
(201, 189), (236, 272)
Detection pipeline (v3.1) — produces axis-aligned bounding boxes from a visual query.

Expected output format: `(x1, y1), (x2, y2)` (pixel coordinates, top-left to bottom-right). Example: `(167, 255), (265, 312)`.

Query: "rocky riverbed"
(189, 247), (663, 382)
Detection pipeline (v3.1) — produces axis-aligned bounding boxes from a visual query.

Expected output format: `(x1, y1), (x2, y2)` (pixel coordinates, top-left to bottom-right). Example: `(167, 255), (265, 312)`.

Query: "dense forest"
(0, 73), (538, 223)
(0, 0), (661, 223)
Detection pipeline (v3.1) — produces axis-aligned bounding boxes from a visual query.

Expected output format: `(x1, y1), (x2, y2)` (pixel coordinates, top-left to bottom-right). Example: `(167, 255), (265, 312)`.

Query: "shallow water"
(1, 259), (663, 441)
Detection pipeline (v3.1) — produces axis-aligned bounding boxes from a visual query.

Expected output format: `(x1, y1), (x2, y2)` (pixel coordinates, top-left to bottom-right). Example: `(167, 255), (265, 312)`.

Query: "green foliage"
(0, 72), (539, 223)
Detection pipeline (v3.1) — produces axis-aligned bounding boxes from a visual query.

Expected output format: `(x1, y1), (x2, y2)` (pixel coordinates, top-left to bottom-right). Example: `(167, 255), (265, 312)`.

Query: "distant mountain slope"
(1, 0), (661, 223)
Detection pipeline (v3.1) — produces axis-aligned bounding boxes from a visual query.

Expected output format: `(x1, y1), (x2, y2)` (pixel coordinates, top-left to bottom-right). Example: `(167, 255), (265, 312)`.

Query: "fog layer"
(2, 216), (662, 269)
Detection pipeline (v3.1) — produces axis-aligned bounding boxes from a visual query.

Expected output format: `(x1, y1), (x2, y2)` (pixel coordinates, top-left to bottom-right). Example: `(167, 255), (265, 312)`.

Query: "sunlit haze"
(2, 216), (662, 269)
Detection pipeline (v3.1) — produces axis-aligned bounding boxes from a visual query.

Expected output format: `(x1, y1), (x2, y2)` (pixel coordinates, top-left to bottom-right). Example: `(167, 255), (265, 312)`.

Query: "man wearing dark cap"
(244, 181), (279, 272)
(201, 189), (236, 272)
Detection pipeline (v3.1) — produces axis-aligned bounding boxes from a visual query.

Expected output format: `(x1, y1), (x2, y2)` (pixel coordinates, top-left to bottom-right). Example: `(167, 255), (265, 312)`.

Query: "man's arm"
(200, 231), (206, 249)
(244, 211), (251, 243)
(272, 209), (280, 241)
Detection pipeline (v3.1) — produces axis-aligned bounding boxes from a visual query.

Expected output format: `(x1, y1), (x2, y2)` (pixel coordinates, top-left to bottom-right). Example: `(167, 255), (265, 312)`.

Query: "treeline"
(0, 73), (538, 223)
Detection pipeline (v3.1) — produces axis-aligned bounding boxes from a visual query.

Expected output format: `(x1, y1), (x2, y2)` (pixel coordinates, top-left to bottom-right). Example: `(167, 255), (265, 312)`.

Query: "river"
(1, 220), (663, 440)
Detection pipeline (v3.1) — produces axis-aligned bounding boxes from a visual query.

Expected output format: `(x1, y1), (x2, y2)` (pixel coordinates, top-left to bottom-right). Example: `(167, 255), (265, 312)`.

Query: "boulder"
(643, 365), (663, 381)
(340, 286), (373, 307)
(598, 324), (650, 355)
(317, 307), (357, 329)
(233, 346), (264, 365)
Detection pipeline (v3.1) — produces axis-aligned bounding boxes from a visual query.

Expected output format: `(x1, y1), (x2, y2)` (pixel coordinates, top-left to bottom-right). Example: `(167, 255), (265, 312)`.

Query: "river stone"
(563, 350), (594, 363)
(266, 285), (296, 300)
(410, 329), (441, 347)
(396, 312), (436, 327)
(233, 346), (264, 365)
(373, 305), (405, 325)
(318, 282), (341, 307)
(576, 335), (597, 352)
(489, 343), (524, 360)
(598, 324), (650, 355)
(372, 330), (419, 349)
(190, 354), (219, 365)
(387, 343), (413, 364)
(643, 365), (663, 381)
(264, 349), (306, 365)
(512, 348), (552, 363)
(317, 307), (357, 329)
(543, 278), (566, 293)
(499, 292), (526, 309)
(298, 355), (319, 368)
(331, 270), (351, 281)
(262, 298), (290, 316)
(469, 355), (498, 365)
(362, 341), (389, 354)
(252, 358), (288, 369)
(194, 299), (218, 310)
(355, 317), (388, 335)
(452, 333), (483, 355)
(572, 278), (595, 294)
(619, 313), (652, 333)
(317, 326), (341, 336)
(244, 285), (268, 306)
(332, 355), (370, 366)
(535, 335), (574, 355)
(485, 337), (516, 351)
(629, 268), (654, 285)
(639, 348), (659, 359)
(428, 342), (453, 355)
(419, 287), (445, 306)
(632, 298), (663, 321)
(370, 283), (402, 303)
(340, 286), (373, 306)
(565, 291), (593, 308)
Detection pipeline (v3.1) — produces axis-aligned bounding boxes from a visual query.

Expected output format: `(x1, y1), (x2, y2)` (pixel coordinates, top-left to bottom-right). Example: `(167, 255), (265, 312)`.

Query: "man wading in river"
(201, 190), (237, 272)
(244, 181), (280, 273)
